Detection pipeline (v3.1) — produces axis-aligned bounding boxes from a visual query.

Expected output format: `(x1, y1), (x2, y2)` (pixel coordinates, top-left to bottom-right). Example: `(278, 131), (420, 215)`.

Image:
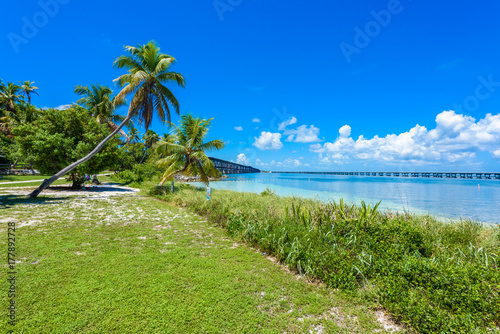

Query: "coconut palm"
(155, 114), (225, 186)
(162, 133), (175, 142)
(0, 103), (39, 132)
(113, 41), (186, 129)
(0, 82), (23, 112)
(128, 126), (140, 144)
(74, 83), (129, 141)
(142, 130), (160, 148)
(28, 40), (185, 198)
(139, 129), (160, 163)
(0, 82), (24, 135)
(19, 81), (39, 105)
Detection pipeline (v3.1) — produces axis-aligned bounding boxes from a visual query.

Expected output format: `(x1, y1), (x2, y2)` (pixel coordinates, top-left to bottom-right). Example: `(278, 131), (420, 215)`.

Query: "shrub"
(260, 188), (276, 196)
(112, 163), (161, 184)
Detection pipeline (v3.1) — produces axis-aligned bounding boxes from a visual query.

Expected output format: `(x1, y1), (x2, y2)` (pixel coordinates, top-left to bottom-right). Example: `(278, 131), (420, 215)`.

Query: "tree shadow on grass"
(0, 195), (71, 210)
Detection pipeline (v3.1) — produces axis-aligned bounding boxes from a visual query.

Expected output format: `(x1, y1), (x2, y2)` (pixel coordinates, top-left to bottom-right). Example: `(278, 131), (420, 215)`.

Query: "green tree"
(155, 115), (225, 186)
(124, 126), (143, 164)
(19, 80), (39, 105)
(14, 106), (121, 188)
(127, 126), (140, 144)
(142, 129), (160, 148)
(0, 82), (23, 112)
(28, 40), (185, 197)
(0, 82), (25, 136)
(140, 129), (160, 163)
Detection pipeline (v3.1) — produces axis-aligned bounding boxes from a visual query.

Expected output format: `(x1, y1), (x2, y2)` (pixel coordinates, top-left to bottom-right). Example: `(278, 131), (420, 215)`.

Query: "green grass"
(145, 184), (500, 334)
(0, 174), (52, 182)
(0, 188), (391, 333)
(0, 175), (115, 188)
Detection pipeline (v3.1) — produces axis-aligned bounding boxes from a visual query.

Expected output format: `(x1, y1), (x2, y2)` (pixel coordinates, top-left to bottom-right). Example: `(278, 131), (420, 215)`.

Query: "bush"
(260, 188), (276, 196)
(112, 163), (161, 184)
(147, 185), (171, 196)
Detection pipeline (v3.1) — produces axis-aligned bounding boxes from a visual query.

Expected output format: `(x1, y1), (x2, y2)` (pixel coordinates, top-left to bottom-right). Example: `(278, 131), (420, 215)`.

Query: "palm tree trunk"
(158, 161), (190, 186)
(159, 168), (185, 186)
(107, 121), (130, 143)
(139, 146), (149, 164)
(27, 114), (133, 198)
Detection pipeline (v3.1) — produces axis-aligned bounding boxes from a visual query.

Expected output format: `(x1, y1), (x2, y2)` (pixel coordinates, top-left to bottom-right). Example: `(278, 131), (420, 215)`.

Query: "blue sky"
(1, 0), (500, 171)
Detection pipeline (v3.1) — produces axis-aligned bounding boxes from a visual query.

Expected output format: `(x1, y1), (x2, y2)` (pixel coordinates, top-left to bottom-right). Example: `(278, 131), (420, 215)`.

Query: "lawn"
(0, 174), (115, 188)
(0, 174), (52, 182)
(0, 186), (394, 333)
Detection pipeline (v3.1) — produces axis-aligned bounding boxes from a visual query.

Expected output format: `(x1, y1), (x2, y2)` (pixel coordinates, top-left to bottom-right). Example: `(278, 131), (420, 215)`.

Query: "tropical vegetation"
(13, 106), (122, 188)
(155, 114), (224, 186)
(25, 40), (185, 197)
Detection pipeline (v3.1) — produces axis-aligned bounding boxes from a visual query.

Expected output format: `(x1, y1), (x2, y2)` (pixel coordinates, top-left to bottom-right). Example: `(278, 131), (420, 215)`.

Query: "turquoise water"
(195, 173), (500, 224)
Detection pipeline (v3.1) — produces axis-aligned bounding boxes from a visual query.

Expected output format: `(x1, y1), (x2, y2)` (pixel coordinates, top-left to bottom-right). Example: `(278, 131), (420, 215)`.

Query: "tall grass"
(149, 185), (500, 333)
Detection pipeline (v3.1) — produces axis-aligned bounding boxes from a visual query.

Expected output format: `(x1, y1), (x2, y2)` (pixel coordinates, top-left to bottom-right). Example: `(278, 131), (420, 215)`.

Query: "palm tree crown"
(75, 84), (125, 123)
(142, 129), (160, 148)
(19, 80), (39, 105)
(75, 83), (129, 141)
(113, 40), (186, 129)
(155, 114), (225, 186)
(127, 126), (140, 144)
(0, 82), (23, 112)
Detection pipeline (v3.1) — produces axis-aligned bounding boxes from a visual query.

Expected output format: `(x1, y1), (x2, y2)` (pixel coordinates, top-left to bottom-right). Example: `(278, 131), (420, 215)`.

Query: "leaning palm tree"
(28, 40), (185, 198)
(19, 81), (39, 105)
(156, 115), (225, 186)
(74, 83), (129, 141)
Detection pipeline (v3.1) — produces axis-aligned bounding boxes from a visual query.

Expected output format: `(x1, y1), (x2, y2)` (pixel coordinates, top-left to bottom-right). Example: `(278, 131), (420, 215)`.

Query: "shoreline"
(190, 179), (499, 225)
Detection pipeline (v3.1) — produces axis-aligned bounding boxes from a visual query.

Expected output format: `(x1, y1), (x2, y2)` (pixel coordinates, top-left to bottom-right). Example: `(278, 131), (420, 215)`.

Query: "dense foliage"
(13, 107), (122, 186)
(113, 162), (162, 184)
(150, 186), (500, 333)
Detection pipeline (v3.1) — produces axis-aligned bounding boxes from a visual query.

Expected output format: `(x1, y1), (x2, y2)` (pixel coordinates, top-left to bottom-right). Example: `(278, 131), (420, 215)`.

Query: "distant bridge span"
(209, 157), (260, 174)
(273, 171), (500, 179)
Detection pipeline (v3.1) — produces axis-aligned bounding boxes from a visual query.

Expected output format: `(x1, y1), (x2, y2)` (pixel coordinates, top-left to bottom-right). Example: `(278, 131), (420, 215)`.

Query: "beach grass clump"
(151, 186), (500, 333)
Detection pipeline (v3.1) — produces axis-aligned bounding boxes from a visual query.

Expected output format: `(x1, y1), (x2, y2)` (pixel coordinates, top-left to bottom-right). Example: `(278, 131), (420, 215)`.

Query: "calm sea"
(195, 173), (500, 224)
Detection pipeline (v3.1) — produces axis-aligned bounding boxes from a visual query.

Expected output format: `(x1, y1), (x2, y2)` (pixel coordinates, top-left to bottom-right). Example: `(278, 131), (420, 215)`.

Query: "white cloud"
(284, 125), (321, 143)
(253, 132), (283, 150)
(284, 158), (301, 167)
(309, 110), (500, 165)
(339, 125), (351, 138)
(278, 117), (297, 131)
(56, 104), (72, 110)
(236, 153), (250, 165)
(255, 158), (269, 166)
(234, 126), (243, 131)
(252, 118), (260, 123)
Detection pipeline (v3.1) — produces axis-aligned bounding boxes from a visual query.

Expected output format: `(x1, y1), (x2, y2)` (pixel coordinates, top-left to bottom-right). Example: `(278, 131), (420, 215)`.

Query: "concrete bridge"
(209, 157), (260, 174)
(274, 171), (500, 179)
